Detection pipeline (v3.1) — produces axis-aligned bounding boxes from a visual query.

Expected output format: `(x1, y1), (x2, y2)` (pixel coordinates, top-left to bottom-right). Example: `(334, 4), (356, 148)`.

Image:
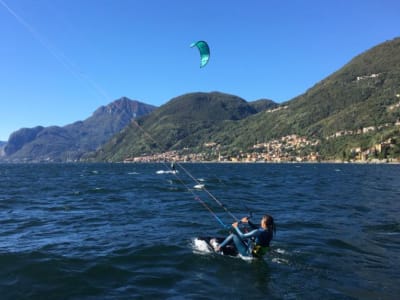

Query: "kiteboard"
(193, 236), (238, 257)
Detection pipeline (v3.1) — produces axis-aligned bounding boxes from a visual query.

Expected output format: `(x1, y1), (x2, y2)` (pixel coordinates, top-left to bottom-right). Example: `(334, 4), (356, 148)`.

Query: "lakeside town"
(124, 134), (321, 163)
(124, 128), (400, 164)
(125, 96), (400, 165)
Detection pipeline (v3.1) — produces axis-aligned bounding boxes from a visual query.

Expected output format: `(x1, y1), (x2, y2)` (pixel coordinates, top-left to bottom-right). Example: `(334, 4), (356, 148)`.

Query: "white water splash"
(275, 248), (287, 254)
(191, 238), (213, 255)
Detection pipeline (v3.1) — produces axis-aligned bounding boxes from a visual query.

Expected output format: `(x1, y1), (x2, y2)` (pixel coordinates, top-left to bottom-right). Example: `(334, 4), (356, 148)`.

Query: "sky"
(0, 0), (399, 141)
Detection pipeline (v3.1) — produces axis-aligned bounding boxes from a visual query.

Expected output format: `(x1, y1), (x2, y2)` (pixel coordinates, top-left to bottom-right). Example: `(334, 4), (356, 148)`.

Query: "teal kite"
(190, 40), (210, 68)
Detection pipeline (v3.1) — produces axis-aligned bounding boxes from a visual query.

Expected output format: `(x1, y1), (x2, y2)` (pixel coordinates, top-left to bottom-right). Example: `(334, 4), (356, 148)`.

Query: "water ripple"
(0, 163), (399, 299)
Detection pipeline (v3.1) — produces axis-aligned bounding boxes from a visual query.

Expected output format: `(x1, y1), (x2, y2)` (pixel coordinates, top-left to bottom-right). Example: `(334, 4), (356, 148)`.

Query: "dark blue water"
(0, 163), (399, 299)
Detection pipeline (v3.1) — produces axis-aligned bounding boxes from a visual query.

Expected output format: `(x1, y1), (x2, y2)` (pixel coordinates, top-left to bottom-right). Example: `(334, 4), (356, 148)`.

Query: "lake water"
(0, 163), (399, 299)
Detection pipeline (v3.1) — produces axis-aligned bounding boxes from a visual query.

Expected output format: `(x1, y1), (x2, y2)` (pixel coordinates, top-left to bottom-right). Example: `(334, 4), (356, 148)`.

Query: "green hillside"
(93, 92), (275, 161)
(94, 38), (400, 162)
(212, 37), (400, 159)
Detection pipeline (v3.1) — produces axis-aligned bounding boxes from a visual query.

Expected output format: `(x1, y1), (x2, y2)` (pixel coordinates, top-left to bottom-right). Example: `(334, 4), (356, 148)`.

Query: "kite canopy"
(190, 40), (210, 68)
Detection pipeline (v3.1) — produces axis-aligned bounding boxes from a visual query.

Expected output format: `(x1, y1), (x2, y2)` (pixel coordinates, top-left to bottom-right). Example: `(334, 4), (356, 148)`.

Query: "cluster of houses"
(350, 138), (397, 162)
(124, 134), (321, 163)
(356, 73), (381, 81)
(124, 127), (399, 163)
(243, 134), (320, 162)
(326, 121), (400, 140)
(123, 150), (206, 163)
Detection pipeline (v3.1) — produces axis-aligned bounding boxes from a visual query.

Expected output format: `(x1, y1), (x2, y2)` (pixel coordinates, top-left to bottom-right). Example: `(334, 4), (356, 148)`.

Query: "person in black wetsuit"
(215, 214), (276, 257)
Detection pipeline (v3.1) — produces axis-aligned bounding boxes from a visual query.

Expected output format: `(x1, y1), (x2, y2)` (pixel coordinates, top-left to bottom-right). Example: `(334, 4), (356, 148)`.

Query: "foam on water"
(275, 248), (287, 254)
(271, 257), (289, 264)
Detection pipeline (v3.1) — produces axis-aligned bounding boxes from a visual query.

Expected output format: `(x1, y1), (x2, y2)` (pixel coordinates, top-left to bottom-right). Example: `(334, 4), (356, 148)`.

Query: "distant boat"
(156, 170), (178, 175)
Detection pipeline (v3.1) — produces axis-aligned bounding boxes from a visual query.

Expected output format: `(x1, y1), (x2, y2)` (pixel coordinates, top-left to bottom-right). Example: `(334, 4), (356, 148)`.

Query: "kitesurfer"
(215, 214), (275, 258)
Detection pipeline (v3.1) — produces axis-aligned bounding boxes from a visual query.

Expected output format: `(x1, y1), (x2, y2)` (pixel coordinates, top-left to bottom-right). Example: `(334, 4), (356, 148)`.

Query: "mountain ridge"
(2, 98), (157, 162)
(93, 37), (400, 162)
(91, 92), (278, 161)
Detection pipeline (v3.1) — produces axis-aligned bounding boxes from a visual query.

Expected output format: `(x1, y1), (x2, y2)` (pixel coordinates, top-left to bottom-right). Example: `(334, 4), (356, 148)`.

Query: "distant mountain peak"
(2, 97), (157, 162)
(93, 97), (156, 117)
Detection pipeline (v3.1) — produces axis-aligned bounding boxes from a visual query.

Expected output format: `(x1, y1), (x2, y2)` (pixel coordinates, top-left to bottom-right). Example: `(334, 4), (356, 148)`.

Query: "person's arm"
(240, 216), (258, 230)
(217, 223), (259, 251)
(232, 222), (260, 239)
(248, 220), (258, 230)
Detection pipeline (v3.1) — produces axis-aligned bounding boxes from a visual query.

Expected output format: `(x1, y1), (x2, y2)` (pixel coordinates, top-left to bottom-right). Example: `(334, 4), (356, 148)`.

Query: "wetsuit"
(219, 220), (272, 257)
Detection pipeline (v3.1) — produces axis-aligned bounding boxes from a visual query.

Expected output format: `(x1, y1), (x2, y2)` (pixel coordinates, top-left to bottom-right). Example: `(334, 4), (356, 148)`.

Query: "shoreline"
(122, 159), (400, 165)
(1, 159), (399, 165)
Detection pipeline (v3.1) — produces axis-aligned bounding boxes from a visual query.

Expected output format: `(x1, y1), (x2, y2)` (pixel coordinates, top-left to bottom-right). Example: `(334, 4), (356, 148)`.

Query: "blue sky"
(0, 0), (399, 141)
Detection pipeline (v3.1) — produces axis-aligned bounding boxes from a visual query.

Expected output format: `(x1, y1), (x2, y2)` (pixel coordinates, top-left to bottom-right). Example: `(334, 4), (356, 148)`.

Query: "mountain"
(218, 37), (400, 158)
(2, 98), (156, 162)
(92, 92), (278, 161)
(94, 37), (400, 162)
(0, 141), (6, 157)
(249, 98), (278, 112)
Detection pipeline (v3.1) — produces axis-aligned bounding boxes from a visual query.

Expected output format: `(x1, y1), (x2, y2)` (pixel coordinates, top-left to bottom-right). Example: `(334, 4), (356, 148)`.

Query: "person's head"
(261, 214), (276, 235)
